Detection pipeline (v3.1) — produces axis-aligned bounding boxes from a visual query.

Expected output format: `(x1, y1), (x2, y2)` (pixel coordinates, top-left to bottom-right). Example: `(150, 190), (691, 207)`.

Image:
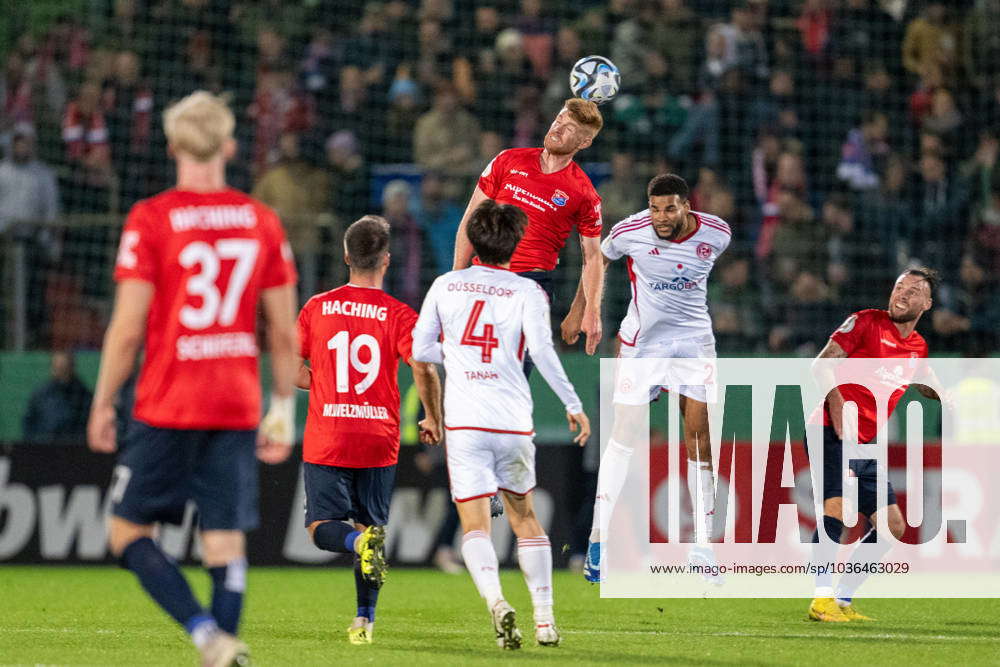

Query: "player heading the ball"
(453, 98), (606, 360)
(88, 90), (299, 667)
(414, 199), (590, 650)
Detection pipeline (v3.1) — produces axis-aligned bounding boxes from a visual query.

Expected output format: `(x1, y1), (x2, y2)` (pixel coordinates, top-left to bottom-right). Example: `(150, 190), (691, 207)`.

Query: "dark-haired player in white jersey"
(585, 173), (731, 584)
(413, 199), (589, 649)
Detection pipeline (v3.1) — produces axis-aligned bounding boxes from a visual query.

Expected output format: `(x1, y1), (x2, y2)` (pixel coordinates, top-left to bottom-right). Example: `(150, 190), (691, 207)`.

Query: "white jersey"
(412, 265), (582, 434)
(602, 209), (731, 349)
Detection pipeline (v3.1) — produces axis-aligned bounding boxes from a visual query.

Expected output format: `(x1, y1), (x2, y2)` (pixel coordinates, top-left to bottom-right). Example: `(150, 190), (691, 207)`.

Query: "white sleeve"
(412, 280), (444, 364)
(522, 285), (583, 414)
(600, 229), (626, 261)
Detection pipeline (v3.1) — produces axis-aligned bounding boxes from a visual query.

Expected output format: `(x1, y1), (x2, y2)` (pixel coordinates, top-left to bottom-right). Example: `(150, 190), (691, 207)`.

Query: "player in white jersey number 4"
(413, 199), (590, 649)
(584, 174), (731, 585)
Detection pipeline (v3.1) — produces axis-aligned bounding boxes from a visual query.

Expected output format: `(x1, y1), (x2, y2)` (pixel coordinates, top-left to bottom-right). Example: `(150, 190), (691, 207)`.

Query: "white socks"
(461, 530), (503, 609)
(590, 439), (634, 542)
(517, 536), (553, 623)
(687, 459), (715, 544)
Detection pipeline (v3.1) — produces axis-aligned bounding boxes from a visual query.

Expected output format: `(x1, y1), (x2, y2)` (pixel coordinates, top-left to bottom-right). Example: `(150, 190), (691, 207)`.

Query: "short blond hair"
(163, 91), (235, 162)
(564, 98), (603, 135)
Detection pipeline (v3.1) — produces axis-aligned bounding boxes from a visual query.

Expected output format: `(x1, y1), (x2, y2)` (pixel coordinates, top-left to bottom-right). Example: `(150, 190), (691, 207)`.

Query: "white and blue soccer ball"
(569, 55), (620, 106)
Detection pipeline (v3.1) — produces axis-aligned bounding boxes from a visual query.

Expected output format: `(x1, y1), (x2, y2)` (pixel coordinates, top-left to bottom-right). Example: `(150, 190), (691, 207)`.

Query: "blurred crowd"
(1, 0), (998, 355)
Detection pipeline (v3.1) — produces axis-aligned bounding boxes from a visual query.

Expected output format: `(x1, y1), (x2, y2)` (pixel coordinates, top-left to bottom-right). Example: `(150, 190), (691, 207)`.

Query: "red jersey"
(114, 188), (297, 430)
(823, 309), (929, 443)
(477, 147), (602, 272)
(298, 285), (417, 468)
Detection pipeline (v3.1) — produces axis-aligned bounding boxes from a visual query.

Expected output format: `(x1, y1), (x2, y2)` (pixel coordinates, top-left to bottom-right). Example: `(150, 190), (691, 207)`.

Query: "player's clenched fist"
(418, 417), (442, 445)
(566, 411), (590, 446)
(87, 403), (118, 453)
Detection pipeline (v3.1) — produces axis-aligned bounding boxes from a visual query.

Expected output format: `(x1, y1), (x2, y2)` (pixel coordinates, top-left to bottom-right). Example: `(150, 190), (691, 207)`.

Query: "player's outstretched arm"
(258, 284), (299, 463)
(453, 186), (489, 270)
(410, 359), (443, 445)
(812, 338), (850, 439)
(525, 285), (587, 443)
(562, 252), (611, 348)
(88, 280), (154, 454)
(578, 235), (605, 355)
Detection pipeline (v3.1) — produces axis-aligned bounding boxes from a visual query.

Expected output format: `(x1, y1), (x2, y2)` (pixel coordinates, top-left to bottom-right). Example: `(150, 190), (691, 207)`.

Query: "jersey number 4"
(179, 239), (259, 329)
(461, 300), (499, 363)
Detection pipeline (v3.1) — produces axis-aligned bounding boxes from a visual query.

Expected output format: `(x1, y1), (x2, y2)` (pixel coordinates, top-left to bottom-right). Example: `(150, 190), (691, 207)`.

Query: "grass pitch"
(1, 566), (998, 665)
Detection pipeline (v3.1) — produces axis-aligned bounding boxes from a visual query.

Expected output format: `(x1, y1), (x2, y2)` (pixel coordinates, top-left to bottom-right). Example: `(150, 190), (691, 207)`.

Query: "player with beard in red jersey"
(87, 91), (298, 666)
(452, 98), (606, 360)
(807, 268), (942, 623)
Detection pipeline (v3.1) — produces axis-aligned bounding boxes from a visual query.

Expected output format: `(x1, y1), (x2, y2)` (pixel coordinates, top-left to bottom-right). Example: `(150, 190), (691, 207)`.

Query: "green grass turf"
(1, 566), (998, 666)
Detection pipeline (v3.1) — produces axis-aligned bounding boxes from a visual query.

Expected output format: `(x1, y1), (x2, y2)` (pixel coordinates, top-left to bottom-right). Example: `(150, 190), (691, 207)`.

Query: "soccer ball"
(569, 55), (621, 106)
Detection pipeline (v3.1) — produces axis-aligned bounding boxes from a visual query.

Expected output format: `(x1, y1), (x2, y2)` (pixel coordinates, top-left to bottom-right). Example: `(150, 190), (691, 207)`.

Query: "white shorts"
(445, 428), (536, 502)
(614, 333), (717, 405)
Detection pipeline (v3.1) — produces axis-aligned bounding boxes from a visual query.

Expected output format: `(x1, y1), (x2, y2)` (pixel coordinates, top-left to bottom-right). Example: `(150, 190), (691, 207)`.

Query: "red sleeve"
(575, 187), (603, 238)
(830, 311), (870, 356)
(260, 207), (298, 289)
(476, 150), (507, 198)
(297, 302), (312, 360)
(396, 304), (418, 363)
(113, 202), (158, 284)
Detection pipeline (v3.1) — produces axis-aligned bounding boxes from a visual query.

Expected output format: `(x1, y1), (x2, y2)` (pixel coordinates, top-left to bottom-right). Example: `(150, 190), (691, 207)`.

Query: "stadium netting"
(1, 0), (997, 355)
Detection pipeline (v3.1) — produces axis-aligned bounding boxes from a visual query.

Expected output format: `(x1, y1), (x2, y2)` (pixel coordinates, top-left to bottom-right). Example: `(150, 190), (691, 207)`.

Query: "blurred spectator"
(906, 150), (968, 272)
(104, 50), (154, 207)
(513, 0), (556, 80)
(598, 152), (646, 226)
(247, 65), (315, 179)
(0, 124), (61, 346)
(832, 0), (902, 71)
(756, 150), (809, 260)
(343, 2), (393, 87)
(709, 250), (763, 351)
(416, 172), (462, 274)
(541, 26), (584, 116)
(921, 88), (965, 155)
(748, 69), (800, 138)
(62, 80), (113, 211)
(0, 35), (67, 149)
(413, 82), (480, 182)
(857, 152), (911, 271)
(751, 128), (783, 205)
(0, 124), (60, 235)
(300, 27), (345, 109)
(611, 0), (659, 92)
(252, 132), (328, 257)
(650, 0), (703, 93)
(836, 110), (890, 191)
(706, 1), (769, 87)
(962, 0), (1000, 102)
(473, 28), (529, 134)
(902, 1), (957, 79)
(381, 179), (425, 309)
(796, 0), (833, 66)
(960, 130), (998, 216)
(325, 130), (369, 227)
(22, 351), (92, 444)
(510, 84), (545, 148)
(612, 52), (686, 162)
(932, 252), (1000, 356)
(820, 193), (872, 307)
(475, 130), (505, 173)
(383, 77), (423, 163)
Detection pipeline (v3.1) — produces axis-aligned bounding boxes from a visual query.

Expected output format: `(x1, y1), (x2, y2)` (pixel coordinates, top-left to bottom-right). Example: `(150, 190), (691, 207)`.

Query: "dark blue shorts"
(807, 425), (897, 517)
(110, 421), (259, 531)
(302, 462), (396, 528)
